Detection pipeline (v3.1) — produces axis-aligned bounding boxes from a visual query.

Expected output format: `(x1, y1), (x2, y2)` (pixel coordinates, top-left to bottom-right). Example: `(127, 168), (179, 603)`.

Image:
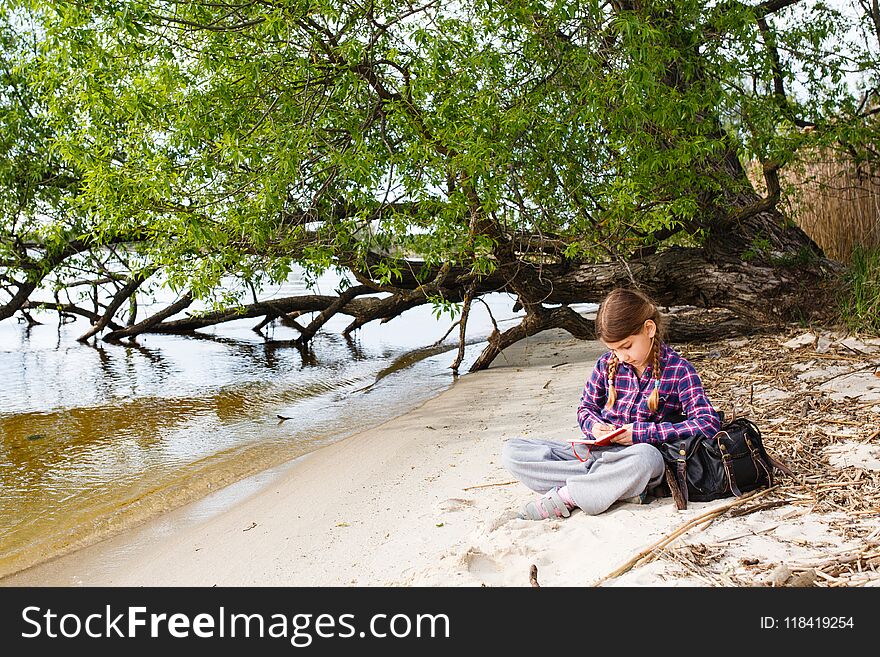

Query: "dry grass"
(749, 151), (880, 263)
(785, 153), (880, 262)
(648, 331), (880, 587)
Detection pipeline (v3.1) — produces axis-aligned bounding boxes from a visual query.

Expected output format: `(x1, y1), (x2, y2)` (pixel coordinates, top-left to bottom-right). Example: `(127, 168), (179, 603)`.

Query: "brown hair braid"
(605, 353), (620, 409)
(647, 334), (662, 412)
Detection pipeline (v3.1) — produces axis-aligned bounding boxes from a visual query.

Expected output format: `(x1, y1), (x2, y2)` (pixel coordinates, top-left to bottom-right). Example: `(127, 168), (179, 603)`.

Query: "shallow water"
(0, 270), (546, 577)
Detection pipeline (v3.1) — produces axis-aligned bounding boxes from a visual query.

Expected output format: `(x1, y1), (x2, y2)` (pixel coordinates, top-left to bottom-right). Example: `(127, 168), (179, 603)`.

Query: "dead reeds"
(596, 329), (880, 587)
(749, 151), (880, 263)
(786, 151), (880, 262)
(686, 333), (880, 585)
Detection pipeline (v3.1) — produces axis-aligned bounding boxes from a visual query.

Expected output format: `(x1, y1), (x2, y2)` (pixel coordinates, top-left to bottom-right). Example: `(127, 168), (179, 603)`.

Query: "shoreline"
(2, 328), (597, 586)
(4, 327), (879, 587)
(0, 333), (491, 581)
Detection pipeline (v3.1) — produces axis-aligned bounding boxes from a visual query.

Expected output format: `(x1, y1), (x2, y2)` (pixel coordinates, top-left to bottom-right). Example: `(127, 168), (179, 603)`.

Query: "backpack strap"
(674, 444), (689, 508)
(744, 434), (774, 487)
(739, 417), (794, 480)
(717, 433), (744, 497)
(767, 453), (794, 477)
(665, 464), (687, 510)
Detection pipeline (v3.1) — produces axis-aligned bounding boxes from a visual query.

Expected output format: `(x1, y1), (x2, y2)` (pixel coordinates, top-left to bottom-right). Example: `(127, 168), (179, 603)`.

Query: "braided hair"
(596, 288), (665, 411)
(646, 333), (662, 411)
(606, 353), (620, 409)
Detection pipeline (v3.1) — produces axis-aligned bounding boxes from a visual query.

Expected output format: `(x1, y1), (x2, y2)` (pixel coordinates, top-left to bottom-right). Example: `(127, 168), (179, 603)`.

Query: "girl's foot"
(518, 486), (576, 520)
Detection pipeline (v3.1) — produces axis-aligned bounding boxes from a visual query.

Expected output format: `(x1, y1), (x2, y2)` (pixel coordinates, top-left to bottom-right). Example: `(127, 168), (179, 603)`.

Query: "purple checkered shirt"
(577, 341), (721, 445)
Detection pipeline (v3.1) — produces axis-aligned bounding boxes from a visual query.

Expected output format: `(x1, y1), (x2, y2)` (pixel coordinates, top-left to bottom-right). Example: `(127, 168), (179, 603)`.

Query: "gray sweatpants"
(500, 437), (665, 515)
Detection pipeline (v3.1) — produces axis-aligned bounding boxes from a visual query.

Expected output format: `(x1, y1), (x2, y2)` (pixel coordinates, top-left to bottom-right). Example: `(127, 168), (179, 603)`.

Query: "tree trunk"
(458, 155), (844, 371)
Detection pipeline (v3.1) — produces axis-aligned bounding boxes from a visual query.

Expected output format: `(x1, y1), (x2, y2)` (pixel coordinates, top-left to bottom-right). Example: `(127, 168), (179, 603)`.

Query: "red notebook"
(570, 426), (626, 460)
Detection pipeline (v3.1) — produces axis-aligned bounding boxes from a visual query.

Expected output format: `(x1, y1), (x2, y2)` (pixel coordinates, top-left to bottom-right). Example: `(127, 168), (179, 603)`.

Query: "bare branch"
(450, 282), (477, 375)
(22, 300), (124, 329)
(104, 291), (195, 342)
(294, 284), (373, 345)
(78, 269), (156, 342)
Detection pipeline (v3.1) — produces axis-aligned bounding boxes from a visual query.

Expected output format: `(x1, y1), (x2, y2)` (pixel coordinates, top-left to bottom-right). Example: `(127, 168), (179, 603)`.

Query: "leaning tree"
(1, 0), (877, 370)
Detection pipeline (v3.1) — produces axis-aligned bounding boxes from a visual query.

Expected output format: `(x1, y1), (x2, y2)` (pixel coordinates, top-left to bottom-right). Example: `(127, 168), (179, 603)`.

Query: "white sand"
(3, 330), (876, 587)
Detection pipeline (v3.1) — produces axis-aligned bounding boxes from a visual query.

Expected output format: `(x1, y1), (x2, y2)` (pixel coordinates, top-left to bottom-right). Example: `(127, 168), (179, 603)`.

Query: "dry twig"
(529, 564), (540, 587)
(592, 488), (775, 586)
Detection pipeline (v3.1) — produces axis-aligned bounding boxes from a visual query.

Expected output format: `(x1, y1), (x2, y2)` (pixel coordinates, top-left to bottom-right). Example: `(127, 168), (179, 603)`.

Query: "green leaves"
(428, 294), (460, 321)
(1, 0), (876, 308)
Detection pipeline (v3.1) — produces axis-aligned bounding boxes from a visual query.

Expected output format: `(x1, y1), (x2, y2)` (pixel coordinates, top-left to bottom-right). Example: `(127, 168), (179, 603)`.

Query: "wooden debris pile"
(654, 327), (880, 586)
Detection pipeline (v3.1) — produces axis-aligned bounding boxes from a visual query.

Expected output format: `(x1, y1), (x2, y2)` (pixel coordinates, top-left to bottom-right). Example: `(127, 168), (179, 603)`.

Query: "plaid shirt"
(577, 341), (721, 445)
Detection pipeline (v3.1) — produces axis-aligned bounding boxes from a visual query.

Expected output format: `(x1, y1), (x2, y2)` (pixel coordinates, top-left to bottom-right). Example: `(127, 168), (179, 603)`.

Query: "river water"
(1, 270), (581, 578)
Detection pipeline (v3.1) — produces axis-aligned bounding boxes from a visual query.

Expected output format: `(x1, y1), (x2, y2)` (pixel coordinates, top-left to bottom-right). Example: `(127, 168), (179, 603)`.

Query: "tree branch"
(757, 0), (805, 18)
(78, 269), (156, 342)
(294, 284), (373, 345)
(21, 300), (124, 329)
(727, 160), (781, 225)
(103, 291), (195, 342)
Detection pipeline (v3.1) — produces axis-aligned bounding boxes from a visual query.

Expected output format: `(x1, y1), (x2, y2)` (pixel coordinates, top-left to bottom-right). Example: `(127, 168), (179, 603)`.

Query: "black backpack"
(657, 415), (793, 510)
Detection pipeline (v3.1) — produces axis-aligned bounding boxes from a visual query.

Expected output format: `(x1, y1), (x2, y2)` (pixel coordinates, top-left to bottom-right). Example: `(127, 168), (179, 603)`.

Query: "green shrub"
(838, 246), (880, 334)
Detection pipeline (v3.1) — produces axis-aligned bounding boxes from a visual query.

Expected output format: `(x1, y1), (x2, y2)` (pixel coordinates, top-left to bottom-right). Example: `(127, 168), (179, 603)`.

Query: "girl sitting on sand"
(501, 288), (721, 520)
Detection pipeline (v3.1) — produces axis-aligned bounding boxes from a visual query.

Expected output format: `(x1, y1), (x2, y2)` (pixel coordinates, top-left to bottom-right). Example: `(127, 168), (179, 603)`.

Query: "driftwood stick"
(462, 480), (518, 491)
(529, 564), (540, 587)
(818, 362), (880, 386)
(788, 548), (880, 571)
(729, 499), (790, 517)
(592, 488), (775, 587)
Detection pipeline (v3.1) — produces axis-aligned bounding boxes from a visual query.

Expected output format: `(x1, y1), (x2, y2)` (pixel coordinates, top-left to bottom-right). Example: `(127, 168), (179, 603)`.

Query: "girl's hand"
(610, 423), (635, 446)
(590, 423), (617, 440)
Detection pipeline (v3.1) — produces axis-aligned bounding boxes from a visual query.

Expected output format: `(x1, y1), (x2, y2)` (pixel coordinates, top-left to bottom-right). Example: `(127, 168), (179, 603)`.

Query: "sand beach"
(4, 327), (880, 587)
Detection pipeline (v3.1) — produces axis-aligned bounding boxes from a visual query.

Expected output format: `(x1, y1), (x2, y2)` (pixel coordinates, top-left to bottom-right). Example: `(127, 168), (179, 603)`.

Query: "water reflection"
(0, 271), (577, 578)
